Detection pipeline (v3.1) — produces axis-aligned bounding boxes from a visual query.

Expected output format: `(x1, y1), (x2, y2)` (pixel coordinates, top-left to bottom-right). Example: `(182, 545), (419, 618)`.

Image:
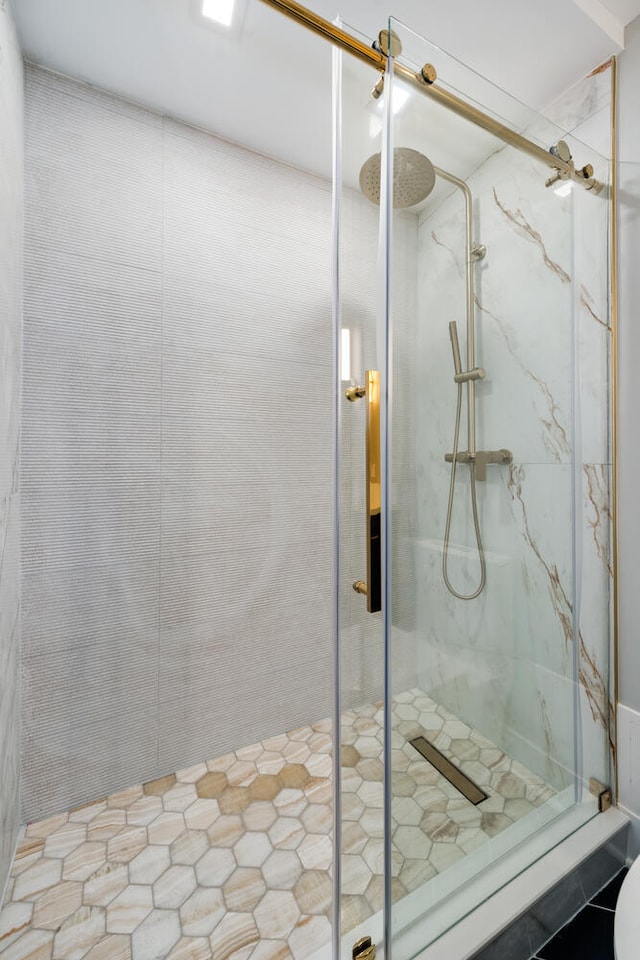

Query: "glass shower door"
(335, 14), (612, 960)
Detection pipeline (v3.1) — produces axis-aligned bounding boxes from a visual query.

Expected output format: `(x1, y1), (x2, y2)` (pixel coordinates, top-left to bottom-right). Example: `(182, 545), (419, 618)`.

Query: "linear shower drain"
(409, 735), (488, 805)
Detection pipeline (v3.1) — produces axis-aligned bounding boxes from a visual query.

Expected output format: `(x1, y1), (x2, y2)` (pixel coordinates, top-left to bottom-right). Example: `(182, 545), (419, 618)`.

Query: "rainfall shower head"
(359, 147), (436, 208)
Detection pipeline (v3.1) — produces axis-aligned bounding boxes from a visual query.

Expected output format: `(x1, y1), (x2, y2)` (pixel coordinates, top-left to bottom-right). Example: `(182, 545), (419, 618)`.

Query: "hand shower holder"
(454, 366), (485, 383)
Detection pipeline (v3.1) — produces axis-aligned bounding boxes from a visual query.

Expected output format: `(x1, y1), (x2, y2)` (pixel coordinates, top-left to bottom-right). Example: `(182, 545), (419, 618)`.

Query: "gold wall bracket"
(345, 384), (366, 402)
(374, 28), (402, 58)
(352, 936), (376, 960)
(589, 777), (613, 812)
(420, 63), (437, 84)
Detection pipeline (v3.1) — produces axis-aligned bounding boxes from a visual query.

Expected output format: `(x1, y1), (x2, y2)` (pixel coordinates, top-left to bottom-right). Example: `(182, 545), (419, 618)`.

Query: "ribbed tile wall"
(22, 67), (345, 821)
(0, 2), (23, 898)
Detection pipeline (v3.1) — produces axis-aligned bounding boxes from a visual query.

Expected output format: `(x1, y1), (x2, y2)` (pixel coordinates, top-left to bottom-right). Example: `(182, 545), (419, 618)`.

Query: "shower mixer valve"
(444, 448), (513, 481)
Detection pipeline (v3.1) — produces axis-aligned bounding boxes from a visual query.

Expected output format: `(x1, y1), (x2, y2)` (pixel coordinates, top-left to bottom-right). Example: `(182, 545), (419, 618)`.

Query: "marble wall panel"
(412, 65), (613, 795)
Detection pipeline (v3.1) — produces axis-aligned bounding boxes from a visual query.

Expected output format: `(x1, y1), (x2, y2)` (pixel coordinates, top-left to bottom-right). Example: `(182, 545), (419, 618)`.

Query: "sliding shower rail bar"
(257, 0), (602, 193)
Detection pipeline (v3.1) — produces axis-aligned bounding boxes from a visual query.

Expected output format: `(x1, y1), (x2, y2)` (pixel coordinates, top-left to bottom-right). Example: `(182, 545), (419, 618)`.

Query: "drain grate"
(409, 735), (488, 805)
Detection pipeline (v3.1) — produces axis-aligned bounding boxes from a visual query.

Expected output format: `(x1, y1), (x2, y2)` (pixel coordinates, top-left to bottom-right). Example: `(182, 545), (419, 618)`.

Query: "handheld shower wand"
(442, 322), (487, 601)
(449, 321), (463, 378)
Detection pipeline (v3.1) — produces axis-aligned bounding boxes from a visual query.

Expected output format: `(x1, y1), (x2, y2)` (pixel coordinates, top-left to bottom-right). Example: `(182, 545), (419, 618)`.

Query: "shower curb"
(420, 807), (629, 960)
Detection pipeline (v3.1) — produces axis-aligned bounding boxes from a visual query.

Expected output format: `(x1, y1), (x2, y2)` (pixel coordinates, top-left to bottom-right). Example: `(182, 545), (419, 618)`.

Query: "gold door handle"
(366, 370), (381, 613)
(345, 370), (382, 613)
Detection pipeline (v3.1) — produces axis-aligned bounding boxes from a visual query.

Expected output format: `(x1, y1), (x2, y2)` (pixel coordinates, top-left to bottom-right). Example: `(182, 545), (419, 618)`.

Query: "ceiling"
(9, 0), (640, 181)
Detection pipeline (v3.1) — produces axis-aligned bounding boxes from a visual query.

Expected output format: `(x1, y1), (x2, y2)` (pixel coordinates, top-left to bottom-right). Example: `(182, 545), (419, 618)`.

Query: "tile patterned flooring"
(0, 690), (555, 960)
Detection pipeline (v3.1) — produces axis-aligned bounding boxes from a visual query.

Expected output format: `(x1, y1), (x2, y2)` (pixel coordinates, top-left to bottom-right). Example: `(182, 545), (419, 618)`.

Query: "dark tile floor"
(532, 868), (628, 960)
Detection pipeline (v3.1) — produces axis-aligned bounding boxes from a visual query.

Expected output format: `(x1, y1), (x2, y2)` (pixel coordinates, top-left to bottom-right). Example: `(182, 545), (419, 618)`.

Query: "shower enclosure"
(0, 3), (614, 960)
(335, 16), (612, 959)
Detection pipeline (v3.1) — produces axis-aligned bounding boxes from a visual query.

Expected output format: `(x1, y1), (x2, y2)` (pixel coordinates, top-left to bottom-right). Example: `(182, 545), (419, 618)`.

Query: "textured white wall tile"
(0, 1), (23, 901)
(25, 69), (163, 271)
(22, 481), (161, 570)
(22, 707), (160, 821)
(22, 558), (160, 660)
(22, 66), (342, 817)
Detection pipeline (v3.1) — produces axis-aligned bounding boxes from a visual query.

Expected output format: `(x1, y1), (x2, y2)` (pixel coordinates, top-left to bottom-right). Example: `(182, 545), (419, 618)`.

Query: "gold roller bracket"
(352, 936), (376, 960)
(346, 371), (381, 614)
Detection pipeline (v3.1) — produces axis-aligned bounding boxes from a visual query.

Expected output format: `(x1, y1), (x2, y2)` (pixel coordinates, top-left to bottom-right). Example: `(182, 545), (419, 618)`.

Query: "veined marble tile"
(87, 810), (127, 842)
(543, 60), (612, 148)
(262, 851), (303, 892)
(254, 891), (299, 940)
(106, 828), (148, 866)
(297, 834), (332, 872)
(106, 788), (144, 811)
(43, 823), (86, 860)
(211, 912), (259, 959)
(147, 814), (184, 846)
(206, 817), (243, 849)
(13, 859), (62, 902)
(82, 862), (129, 908)
(52, 906), (105, 960)
(0, 902), (33, 951)
(130, 910), (181, 960)
(0, 928), (54, 960)
(83, 935), (131, 960)
(153, 866), (197, 911)
(293, 871), (332, 916)
(248, 942), (294, 960)
(288, 915), (331, 960)
(10, 840), (44, 878)
(105, 884), (153, 932)
(31, 883), (82, 930)
(127, 846), (170, 886)
(179, 888), (225, 937)
(221, 868), (266, 914)
(0, 692), (560, 959)
(68, 802), (107, 825)
(165, 937), (210, 960)
(124, 798), (162, 829)
(62, 844), (107, 883)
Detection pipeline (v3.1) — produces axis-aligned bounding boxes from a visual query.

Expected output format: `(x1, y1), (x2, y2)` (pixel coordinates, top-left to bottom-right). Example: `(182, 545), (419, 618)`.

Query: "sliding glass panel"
(383, 17), (612, 956)
(334, 29), (387, 957)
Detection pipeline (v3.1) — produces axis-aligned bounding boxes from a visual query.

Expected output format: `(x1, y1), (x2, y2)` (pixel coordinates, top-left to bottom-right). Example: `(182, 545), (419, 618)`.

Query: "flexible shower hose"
(442, 380), (487, 600)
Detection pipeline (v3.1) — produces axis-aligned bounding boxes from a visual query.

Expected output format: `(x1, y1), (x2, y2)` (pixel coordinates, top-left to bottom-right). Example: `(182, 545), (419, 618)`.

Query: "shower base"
(0, 690), (555, 960)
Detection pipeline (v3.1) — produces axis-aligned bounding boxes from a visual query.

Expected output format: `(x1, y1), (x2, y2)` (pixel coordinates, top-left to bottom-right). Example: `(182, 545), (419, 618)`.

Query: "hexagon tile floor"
(0, 690), (555, 960)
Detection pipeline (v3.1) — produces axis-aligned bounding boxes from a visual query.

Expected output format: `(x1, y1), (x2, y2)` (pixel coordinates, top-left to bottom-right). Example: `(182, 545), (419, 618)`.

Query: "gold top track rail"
(257, 0), (601, 192)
